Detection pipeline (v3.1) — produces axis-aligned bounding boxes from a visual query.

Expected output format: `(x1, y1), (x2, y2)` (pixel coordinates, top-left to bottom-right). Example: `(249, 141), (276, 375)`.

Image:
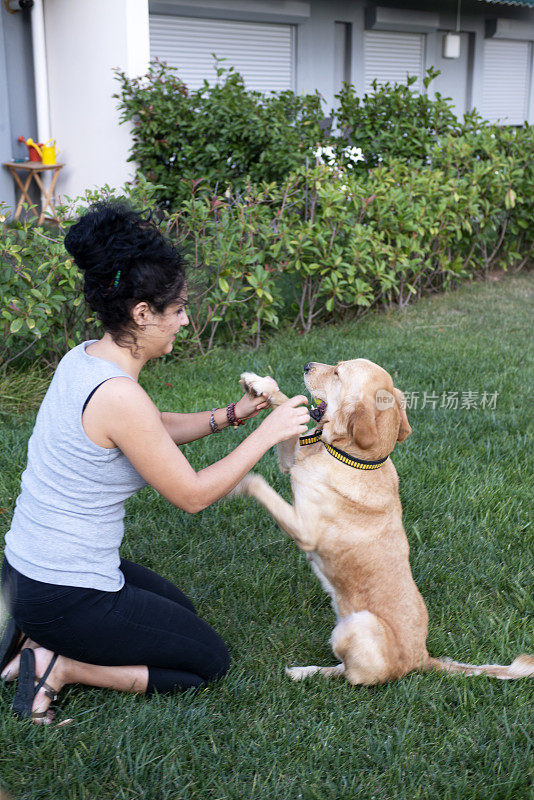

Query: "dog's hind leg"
(286, 664), (345, 681)
(330, 611), (401, 686)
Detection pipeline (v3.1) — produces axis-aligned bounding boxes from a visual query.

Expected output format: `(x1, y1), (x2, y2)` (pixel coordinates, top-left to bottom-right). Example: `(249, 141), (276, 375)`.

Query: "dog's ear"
(393, 388), (412, 442)
(348, 396), (379, 450)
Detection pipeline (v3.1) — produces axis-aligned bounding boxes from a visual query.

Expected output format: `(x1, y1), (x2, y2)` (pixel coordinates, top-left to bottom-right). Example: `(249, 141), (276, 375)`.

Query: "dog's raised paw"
(240, 372), (279, 401)
(285, 666), (321, 681)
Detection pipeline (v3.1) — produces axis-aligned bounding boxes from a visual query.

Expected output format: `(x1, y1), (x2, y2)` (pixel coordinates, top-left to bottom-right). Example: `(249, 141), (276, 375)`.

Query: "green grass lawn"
(1, 271), (533, 800)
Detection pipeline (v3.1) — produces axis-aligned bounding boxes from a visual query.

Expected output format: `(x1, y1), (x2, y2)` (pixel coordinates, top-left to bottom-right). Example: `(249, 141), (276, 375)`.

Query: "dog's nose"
(304, 362), (313, 373)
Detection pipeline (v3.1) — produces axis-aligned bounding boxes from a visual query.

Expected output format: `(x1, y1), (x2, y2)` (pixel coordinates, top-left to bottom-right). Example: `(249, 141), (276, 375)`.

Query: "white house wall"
(2, 0), (534, 213)
(43, 0), (150, 205)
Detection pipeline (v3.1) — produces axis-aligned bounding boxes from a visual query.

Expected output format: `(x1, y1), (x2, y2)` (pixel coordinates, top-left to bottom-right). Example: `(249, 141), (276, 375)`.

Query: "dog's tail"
(426, 653), (534, 680)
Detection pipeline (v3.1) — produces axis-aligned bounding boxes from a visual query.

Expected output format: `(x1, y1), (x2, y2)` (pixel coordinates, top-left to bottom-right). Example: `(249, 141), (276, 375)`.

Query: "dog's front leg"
(240, 372), (300, 473)
(275, 438), (299, 474)
(235, 473), (316, 552)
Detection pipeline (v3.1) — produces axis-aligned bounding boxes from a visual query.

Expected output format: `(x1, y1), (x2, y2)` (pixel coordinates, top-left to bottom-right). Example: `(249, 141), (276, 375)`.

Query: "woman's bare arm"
(161, 391), (270, 444)
(97, 378), (309, 514)
(160, 409), (229, 444)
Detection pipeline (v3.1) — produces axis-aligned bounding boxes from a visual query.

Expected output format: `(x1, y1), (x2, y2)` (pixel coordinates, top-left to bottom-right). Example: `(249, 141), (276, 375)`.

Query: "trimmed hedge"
(2, 68), (533, 367)
(1, 118), (532, 368)
(114, 63), (521, 207)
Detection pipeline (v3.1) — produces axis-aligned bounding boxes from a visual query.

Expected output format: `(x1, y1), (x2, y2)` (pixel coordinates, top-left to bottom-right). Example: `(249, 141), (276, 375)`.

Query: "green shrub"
(169, 183), (285, 352)
(168, 141), (533, 346)
(257, 160), (478, 330)
(114, 60), (327, 209)
(432, 123), (534, 273)
(333, 67), (461, 168)
(0, 206), (95, 368)
(0, 176), (162, 369)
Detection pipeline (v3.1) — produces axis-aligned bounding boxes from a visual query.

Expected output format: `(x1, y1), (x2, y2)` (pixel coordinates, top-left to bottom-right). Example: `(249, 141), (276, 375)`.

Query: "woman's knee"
(211, 641), (231, 681)
(200, 633), (230, 682)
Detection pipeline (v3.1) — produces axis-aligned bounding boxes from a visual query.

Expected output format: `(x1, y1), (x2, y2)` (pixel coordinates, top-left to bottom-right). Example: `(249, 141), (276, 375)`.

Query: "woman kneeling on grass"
(0, 200), (310, 723)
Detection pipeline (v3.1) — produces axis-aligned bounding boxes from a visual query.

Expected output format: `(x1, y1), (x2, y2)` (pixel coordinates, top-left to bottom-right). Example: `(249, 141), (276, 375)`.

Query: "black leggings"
(1, 557), (230, 694)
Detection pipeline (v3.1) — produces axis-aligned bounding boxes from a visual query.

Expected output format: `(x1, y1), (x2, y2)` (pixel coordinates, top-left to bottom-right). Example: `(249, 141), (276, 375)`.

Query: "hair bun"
(62, 199), (185, 343)
(64, 200), (145, 280)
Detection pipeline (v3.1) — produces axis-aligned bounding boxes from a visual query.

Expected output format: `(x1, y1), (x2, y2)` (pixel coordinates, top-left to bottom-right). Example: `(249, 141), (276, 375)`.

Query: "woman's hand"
(234, 389), (276, 421)
(259, 395), (310, 445)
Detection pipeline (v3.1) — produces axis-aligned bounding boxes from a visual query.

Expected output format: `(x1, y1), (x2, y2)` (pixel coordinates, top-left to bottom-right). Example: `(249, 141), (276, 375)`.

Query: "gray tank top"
(4, 340), (147, 591)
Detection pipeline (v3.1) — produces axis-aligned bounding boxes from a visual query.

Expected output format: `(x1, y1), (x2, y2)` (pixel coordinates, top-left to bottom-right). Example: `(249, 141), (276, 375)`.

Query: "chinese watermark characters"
(375, 390), (499, 411)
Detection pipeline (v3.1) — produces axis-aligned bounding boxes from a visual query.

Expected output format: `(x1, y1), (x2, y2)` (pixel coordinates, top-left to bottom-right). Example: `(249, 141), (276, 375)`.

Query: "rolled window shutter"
(364, 31), (425, 93)
(481, 39), (531, 125)
(149, 15), (295, 92)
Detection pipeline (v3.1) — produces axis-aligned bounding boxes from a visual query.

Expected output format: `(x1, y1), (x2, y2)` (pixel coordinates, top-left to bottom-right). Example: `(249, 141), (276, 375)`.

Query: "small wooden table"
(2, 161), (65, 224)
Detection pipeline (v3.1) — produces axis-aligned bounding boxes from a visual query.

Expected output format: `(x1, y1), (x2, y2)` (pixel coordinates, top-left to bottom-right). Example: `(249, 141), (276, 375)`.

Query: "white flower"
(343, 146), (365, 163)
(314, 144), (365, 170)
(322, 146), (336, 163)
(314, 146), (337, 164)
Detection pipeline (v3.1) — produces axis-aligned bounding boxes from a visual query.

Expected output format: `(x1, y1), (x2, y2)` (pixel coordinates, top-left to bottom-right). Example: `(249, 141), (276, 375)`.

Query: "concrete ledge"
(486, 18), (534, 41)
(149, 0), (311, 24)
(365, 6), (440, 34)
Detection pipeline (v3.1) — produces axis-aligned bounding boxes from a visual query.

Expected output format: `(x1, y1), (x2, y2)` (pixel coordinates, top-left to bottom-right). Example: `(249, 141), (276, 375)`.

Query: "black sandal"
(12, 648), (59, 721)
(0, 617), (28, 676)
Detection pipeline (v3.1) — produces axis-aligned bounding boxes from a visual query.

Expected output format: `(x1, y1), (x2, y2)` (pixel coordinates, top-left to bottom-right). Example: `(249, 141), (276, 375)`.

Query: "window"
(364, 30), (425, 93)
(149, 15), (296, 92)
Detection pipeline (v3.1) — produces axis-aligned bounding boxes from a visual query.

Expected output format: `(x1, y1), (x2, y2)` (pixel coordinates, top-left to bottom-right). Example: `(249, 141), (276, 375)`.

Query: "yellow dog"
(233, 359), (534, 685)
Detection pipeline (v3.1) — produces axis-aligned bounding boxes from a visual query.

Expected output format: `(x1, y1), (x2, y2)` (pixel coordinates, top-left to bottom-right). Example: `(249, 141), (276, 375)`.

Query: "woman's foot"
(31, 648), (67, 724)
(1, 639), (39, 682)
(11, 648), (148, 724)
(14, 647), (68, 725)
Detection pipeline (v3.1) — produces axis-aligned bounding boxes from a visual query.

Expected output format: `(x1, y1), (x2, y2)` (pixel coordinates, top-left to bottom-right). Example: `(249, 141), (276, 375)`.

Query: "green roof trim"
(480, 0), (534, 7)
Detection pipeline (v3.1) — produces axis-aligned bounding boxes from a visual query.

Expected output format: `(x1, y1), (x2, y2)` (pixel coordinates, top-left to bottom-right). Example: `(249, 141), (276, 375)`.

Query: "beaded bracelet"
(209, 408), (221, 433)
(227, 402), (245, 428)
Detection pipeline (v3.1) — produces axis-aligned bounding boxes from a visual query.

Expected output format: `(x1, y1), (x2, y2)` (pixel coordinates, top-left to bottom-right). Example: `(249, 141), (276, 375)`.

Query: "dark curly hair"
(64, 200), (186, 351)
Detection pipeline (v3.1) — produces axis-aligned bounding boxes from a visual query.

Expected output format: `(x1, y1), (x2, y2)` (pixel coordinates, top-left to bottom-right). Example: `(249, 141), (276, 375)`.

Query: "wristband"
(210, 408), (221, 433)
(227, 402), (245, 428)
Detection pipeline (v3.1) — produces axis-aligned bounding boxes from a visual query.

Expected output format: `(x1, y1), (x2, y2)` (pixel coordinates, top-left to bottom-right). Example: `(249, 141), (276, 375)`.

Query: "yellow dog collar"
(299, 429), (388, 470)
